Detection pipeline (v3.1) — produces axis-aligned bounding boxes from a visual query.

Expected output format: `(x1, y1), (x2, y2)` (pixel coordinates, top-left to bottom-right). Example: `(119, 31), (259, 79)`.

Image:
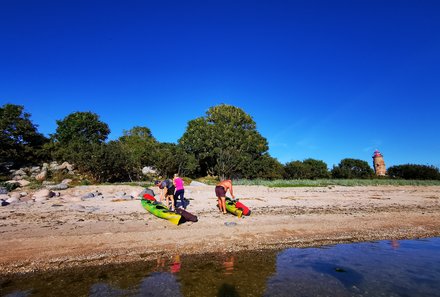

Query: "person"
(173, 174), (185, 209)
(215, 179), (235, 214)
(154, 179), (175, 210)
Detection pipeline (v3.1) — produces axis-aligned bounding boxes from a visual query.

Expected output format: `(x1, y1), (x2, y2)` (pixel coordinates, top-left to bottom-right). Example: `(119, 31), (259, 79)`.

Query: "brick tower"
(372, 150), (386, 176)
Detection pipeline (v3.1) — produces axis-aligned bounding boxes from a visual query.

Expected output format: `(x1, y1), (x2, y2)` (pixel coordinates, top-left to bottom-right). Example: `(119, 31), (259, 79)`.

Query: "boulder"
(13, 169), (27, 176)
(33, 189), (50, 200)
(46, 183), (68, 191)
(142, 166), (157, 175)
(61, 179), (73, 185)
(35, 170), (48, 182)
(189, 181), (207, 186)
(9, 192), (21, 200)
(17, 180), (30, 187)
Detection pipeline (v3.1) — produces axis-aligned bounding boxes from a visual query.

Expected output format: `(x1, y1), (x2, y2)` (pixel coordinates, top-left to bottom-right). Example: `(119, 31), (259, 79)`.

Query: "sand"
(1, 184), (439, 276)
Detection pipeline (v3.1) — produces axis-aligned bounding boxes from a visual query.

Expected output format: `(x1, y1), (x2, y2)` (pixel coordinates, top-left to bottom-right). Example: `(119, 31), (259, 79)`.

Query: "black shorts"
(215, 186), (226, 197)
(166, 186), (175, 196)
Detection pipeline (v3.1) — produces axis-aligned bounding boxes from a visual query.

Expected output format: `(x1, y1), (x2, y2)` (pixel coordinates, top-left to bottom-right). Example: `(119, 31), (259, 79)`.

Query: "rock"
(0, 187), (8, 194)
(30, 166), (41, 173)
(142, 166), (157, 175)
(190, 181), (207, 186)
(9, 192), (21, 200)
(61, 179), (73, 185)
(20, 191), (28, 197)
(35, 170), (48, 182)
(14, 169), (27, 176)
(17, 180), (30, 187)
(46, 183), (68, 190)
(0, 194), (9, 200)
(42, 181), (56, 185)
(81, 193), (96, 199)
(6, 196), (19, 203)
(33, 189), (51, 199)
(115, 191), (126, 197)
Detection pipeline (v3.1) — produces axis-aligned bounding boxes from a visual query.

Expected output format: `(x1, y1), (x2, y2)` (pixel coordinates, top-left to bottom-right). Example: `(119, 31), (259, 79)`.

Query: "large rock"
(33, 189), (51, 200)
(17, 180), (30, 187)
(142, 166), (157, 175)
(13, 169), (27, 176)
(189, 181), (207, 186)
(46, 183), (68, 191)
(35, 170), (48, 182)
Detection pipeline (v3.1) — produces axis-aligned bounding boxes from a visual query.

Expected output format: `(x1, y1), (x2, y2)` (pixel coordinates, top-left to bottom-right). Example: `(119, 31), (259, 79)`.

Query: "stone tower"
(372, 150), (386, 176)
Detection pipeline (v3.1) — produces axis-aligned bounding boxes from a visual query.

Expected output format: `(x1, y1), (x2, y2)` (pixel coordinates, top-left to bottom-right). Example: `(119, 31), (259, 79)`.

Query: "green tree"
(284, 159), (329, 179)
(243, 154), (284, 180)
(118, 126), (158, 180)
(284, 161), (304, 179)
(387, 164), (440, 180)
(331, 158), (374, 179)
(71, 141), (131, 183)
(51, 111), (110, 162)
(0, 104), (48, 168)
(154, 143), (198, 178)
(179, 104), (268, 179)
(53, 111), (110, 145)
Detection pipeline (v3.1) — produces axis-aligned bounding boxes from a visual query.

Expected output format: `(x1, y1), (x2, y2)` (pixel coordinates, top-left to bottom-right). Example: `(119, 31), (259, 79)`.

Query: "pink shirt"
(174, 177), (184, 190)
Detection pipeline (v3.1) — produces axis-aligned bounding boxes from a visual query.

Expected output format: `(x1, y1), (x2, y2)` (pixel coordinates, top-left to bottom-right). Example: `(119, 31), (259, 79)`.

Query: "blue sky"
(1, 0), (439, 169)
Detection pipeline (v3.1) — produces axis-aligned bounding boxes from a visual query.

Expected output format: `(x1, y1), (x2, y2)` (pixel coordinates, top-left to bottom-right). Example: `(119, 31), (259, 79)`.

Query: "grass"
(234, 179), (440, 187)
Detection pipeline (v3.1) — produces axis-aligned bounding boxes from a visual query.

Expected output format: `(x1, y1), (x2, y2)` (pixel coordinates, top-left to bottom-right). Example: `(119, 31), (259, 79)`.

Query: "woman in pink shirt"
(173, 174), (186, 209)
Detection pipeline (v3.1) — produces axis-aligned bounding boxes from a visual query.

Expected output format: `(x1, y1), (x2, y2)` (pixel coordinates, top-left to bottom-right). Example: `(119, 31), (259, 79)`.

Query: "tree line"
(1, 103), (439, 182)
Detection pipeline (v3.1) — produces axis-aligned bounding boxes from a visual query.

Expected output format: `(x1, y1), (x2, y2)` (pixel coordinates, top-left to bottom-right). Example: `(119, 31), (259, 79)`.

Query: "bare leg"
(169, 195), (175, 210)
(221, 197), (226, 214)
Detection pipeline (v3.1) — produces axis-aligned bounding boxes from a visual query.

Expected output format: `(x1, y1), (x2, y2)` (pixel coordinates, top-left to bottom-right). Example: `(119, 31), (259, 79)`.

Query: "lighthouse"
(372, 150), (386, 176)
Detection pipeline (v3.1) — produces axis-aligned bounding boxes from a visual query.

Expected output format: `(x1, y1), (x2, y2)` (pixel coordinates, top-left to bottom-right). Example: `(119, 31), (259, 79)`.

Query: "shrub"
(387, 164), (440, 180)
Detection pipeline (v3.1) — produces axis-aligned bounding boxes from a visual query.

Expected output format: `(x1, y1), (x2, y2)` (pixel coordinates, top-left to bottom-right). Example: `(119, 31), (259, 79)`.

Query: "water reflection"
(2, 238), (440, 297)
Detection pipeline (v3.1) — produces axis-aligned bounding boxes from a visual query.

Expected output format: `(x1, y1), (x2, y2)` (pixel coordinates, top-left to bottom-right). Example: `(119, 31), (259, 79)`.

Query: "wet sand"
(1, 185), (439, 276)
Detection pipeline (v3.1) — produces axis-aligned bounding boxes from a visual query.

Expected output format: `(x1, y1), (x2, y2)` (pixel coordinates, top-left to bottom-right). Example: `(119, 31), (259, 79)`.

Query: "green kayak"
(225, 197), (243, 218)
(141, 198), (182, 225)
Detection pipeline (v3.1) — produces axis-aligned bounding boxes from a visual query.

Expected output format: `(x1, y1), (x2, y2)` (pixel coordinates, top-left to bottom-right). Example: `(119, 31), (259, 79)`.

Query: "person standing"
(215, 179), (235, 214)
(173, 174), (185, 209)
(154, 179), (175, 210)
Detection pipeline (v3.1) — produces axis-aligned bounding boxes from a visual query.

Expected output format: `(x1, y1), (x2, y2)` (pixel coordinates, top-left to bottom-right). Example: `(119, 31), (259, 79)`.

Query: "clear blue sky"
(1, 0), (439, 169)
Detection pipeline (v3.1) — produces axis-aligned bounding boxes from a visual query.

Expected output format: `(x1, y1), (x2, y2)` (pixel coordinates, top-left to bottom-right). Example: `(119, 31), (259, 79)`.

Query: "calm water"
(2, 238), (440, 297)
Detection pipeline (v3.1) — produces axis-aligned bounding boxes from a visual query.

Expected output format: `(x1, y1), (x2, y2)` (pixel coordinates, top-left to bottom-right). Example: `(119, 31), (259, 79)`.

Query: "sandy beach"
(1, 184), (439, 276)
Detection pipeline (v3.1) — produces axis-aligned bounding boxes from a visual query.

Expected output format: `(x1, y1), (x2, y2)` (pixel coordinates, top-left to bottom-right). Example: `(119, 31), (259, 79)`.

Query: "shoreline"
(1, 185), (439, 276)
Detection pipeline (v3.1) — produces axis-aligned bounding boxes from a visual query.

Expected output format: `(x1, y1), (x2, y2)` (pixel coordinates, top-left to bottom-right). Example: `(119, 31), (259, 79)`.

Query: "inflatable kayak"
(141, 197), (181, 225)
(225, 197), (251, 218)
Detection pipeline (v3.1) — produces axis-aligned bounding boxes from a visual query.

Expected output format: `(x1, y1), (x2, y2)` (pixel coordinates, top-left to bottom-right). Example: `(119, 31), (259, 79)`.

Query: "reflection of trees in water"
(138, 272), (183, 297)
(178, 250), (277, 297)
(217, 283), (240, 297)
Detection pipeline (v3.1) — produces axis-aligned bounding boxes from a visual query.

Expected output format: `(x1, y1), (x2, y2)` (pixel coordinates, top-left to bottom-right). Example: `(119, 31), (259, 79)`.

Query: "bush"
(387, 164), (440, 180)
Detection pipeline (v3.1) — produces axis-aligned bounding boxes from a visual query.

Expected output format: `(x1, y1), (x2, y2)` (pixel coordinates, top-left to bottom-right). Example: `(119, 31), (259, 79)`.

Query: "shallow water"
(2, 238), (440, 297)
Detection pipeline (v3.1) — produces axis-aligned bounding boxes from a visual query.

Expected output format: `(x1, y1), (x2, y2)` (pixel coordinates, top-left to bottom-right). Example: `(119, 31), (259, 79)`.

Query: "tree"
(154, 143), (198, 178)
(243, 154), (284, 180)
(179, 104), (269, 179)
(51, 111), (110, 162)
(331, 158), (374, 179)
(387, 164), (440, 180)
(0, 104), (48, 168)
(118, 126), (158, 180)
(284, 159), (329, 179)
(53, 111), (110, 145)
(71, 141), (131, 183)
